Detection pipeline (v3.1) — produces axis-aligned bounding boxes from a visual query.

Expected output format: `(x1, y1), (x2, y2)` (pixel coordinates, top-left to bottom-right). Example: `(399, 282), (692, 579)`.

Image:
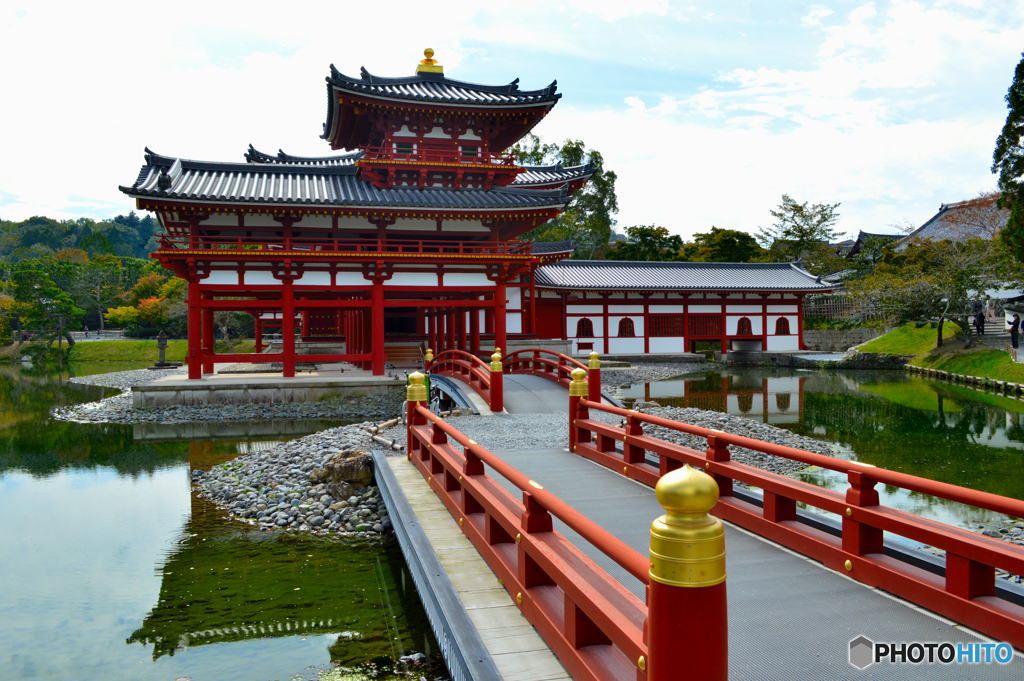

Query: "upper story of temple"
(120, 50), (594, 251)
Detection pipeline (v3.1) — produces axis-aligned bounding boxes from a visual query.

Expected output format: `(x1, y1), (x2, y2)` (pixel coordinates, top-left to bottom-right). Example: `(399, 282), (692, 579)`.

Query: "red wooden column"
(281, 279), (296, 378)
(201, 300), (214, 375)
(371, 277), (385, 375)
(300, 310), (310, 339)
(187, 279), (201, 379)
(528, 269), (536, 335)
(494, 280), (507, 355)
(447, 311), (456, 351)
(797, 294), (806, 350)
(254, 316), (263, 353)
(470, 306), (480, 356)
(456, 310), (466, 351)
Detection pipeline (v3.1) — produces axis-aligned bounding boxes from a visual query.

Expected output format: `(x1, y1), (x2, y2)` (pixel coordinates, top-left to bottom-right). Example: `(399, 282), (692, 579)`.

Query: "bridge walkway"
(481, 446), (1023, 679)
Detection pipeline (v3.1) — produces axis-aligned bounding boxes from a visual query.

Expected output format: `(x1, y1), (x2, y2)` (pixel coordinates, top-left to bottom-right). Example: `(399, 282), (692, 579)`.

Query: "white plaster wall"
(506, 312), (522, 334)
(726, 305), (762, 313)
(390, 218), (436, 232)
(767, 305), (798, 313)
(766, 336), (800, 351)
(649, 337), (685, 353)
(505, 287), (521, 309)
(458, 129), (482, 140)
(567, 305), (603, 314)
(293, 215), (333, 229)
(568, 316), (603, 337)
(335, 271), (370, 287)
(204, 271), (239, 285)
(386, 272), (437, 286)
(609, 315), (642, 338)
(688, 304), (721, 313)
(244, 271), (279, 286)
(423, 126), (448, 139)
(202, 214), (239, 226)
(444, 220), (489, 233)
(767, 315), (799, 335)
(393, 125), (417, 137)
(726, 315), (762, 335)
(608, 304), (644, 313)
(295, 271), (331, 286)
(443, 273), (492, 287)
(609, 337), (644, 353)
(650, 304), (685, 313)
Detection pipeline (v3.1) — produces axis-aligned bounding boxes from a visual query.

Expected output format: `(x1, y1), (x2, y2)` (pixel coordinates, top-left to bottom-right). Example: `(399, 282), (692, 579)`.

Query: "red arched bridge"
(396, 354), (1024, 680)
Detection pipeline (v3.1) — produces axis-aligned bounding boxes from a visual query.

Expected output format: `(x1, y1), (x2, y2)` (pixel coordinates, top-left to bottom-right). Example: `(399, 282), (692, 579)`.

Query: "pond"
(0, 364), (446, 681)
(616, 368), (1024, 529)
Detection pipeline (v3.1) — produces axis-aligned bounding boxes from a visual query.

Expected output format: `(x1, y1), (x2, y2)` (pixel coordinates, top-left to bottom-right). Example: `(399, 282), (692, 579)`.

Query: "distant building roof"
(846, 231), (902, 259)
(535, 260), (834, 293)
(908, 195), (1008, 242)
(121, 149), (571, 212)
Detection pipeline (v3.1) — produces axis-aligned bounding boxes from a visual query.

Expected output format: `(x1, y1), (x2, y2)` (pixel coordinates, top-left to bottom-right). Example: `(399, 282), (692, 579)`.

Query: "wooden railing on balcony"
(362, 145), (516, 167)
(156, 235), (532, 257)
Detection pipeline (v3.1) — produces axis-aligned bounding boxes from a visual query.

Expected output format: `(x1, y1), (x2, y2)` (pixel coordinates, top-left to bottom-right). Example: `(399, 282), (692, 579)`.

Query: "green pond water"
(616, 368), (1024, 530)
(0, 364), (446, 681)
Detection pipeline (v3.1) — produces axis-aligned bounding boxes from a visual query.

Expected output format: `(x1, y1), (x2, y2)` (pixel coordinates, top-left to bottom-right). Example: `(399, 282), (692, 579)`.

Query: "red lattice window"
(685, 314), (722, 337)
(576, 318), (595, 338)
(618, 318), (636, 337)
(650, 315), (686, 337)
(736, 317), (753, 336)
(775, 317), (791, 335)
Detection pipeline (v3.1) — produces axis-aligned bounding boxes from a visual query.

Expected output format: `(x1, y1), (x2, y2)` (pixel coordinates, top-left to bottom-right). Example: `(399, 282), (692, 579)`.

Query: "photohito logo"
(849, 636), (1014, 669)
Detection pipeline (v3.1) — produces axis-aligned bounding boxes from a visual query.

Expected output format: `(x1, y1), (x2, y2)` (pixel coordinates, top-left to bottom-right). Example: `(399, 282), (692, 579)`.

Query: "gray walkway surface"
(483, 447), (1023, 679)
(502, 375), (573, 414)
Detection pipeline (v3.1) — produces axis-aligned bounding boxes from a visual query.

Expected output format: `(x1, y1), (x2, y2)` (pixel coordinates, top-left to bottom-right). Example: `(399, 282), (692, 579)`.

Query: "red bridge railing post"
(490, 348), (504, 413)
(406, 371), (429, 456)
(588, 351), (602, 404)
(647, 465), (728, 681)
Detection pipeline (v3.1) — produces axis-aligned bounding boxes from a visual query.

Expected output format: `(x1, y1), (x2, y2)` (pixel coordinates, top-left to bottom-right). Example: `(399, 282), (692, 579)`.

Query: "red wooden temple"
(121, 50), (832, 380)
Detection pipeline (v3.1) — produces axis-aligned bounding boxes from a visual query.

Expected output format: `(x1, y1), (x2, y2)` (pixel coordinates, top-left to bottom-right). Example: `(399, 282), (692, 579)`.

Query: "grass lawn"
(69, 339), (256, 362)
(859, 321), (960, 356)
(861, 321), (1024, 383)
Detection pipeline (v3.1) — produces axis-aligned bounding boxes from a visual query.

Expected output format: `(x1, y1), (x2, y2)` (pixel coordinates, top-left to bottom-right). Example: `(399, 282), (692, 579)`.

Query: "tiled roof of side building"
(534, 260), (835, 292)
(529, 240), (575, 255)
(245, 145), (362, 166)
(327, 66), (561, 107)
(121, 150), (571, 211)
(512, 162), (595, 186)
(908, 196), (1008, 242)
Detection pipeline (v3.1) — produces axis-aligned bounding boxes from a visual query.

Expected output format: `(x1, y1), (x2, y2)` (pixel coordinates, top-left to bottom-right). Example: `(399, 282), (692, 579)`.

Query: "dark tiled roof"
(245, 145), (361, 166)
(846, 230), (901, 258)
(908, 197), (1008, 242)
(530, 240), (575, 255)
(327, 66), (560, 107)
(512, 162), (594, 187)
(535, 260), (834, 292)
(121, 149), (571, 211)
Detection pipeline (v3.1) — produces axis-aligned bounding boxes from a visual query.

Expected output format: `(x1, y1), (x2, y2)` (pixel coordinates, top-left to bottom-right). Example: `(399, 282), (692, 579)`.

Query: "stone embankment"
(905, 364), (1024, 397)
(600, 361), (718, 388)
(194, 422), (410, 538)
(56, 368), (405, 424)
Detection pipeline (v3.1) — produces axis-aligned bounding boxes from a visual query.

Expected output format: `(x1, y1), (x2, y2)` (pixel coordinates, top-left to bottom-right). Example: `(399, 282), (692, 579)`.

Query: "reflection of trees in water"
(128, 494), (438, 668)
(799, 390), (1024, 500)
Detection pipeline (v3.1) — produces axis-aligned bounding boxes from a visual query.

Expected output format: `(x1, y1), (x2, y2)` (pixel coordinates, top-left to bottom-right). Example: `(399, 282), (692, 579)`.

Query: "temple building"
(121, 50), (831, 379)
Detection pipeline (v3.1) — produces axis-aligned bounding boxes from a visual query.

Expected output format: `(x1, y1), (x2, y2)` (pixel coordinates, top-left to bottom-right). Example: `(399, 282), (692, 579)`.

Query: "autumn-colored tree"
(136, 296), (168, 327)
(125, 273), (166, 307)
(105, 306), (141, 327)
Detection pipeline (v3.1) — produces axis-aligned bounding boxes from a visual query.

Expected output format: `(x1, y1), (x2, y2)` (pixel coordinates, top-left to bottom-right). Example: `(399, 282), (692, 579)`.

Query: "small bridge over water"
(377, 350), (1024, 679)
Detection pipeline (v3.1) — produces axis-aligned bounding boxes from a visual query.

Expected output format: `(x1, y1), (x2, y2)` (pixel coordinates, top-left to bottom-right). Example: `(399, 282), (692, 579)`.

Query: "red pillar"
(447, 311), (456, 352)
(457, 310), (466, 351)
(470, 306), (480, 356)
(187, 280), (201, 379)
(282, 280), (295, 378)
(201, 303), (214, 375)
(371, 278), (385, 375)
(300, 309), (309, 339)
(494, 280), (507, 354)
(255, 317), (263, 353)
(426, 310), (434, 352)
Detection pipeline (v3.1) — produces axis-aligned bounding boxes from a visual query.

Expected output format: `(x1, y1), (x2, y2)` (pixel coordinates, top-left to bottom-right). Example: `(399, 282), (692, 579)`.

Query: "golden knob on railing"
(589, 351), (601, 371)
(425, 348), (434, 363)
(407, 371), (429, 403)
(649, 465), (726, 588)
(490, 349), (503, 372)
(569, 367), (588, 397)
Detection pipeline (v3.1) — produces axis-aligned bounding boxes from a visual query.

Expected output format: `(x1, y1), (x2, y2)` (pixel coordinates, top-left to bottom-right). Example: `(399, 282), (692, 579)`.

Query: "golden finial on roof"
(416, 47), (443, 75)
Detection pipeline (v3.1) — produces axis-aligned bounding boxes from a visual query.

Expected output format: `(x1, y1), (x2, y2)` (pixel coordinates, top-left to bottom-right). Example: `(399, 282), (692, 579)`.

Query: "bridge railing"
(566, 369), (1024, 649)
(426, 348), (504, 412)
(504, 348), (604, 403)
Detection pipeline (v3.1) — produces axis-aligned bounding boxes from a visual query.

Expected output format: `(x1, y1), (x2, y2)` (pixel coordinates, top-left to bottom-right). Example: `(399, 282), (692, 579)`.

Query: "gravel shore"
(601, 361), (718, 389)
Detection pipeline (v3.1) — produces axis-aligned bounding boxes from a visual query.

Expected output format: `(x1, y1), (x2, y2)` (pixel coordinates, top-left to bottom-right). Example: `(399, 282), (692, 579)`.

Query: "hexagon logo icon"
(849, 636), (874, 670)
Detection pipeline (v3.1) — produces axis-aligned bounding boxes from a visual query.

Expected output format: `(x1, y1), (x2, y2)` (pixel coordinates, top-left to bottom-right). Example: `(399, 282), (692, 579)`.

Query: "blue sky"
(2, 0), (1022, 241)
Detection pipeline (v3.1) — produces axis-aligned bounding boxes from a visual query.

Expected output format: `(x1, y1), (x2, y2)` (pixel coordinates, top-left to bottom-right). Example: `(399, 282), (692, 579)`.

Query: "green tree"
(758, 194), (841, 264)
(10, 269), (84, 351)
(511, 134), (618, 259)
(680, 227), (766, 262)
(993, 52), (1024, 263)
(75, 255), (125, 332)
(605, 225), (682, 261)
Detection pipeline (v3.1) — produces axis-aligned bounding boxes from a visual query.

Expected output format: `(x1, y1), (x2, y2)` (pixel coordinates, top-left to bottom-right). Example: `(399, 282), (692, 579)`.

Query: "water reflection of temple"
(127, 444), (435, 666)
(618, 373), (807, 425)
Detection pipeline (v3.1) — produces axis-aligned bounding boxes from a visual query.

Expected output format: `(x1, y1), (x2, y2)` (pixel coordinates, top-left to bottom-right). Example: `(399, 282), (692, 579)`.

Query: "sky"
(1, 0), (1023, 241)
